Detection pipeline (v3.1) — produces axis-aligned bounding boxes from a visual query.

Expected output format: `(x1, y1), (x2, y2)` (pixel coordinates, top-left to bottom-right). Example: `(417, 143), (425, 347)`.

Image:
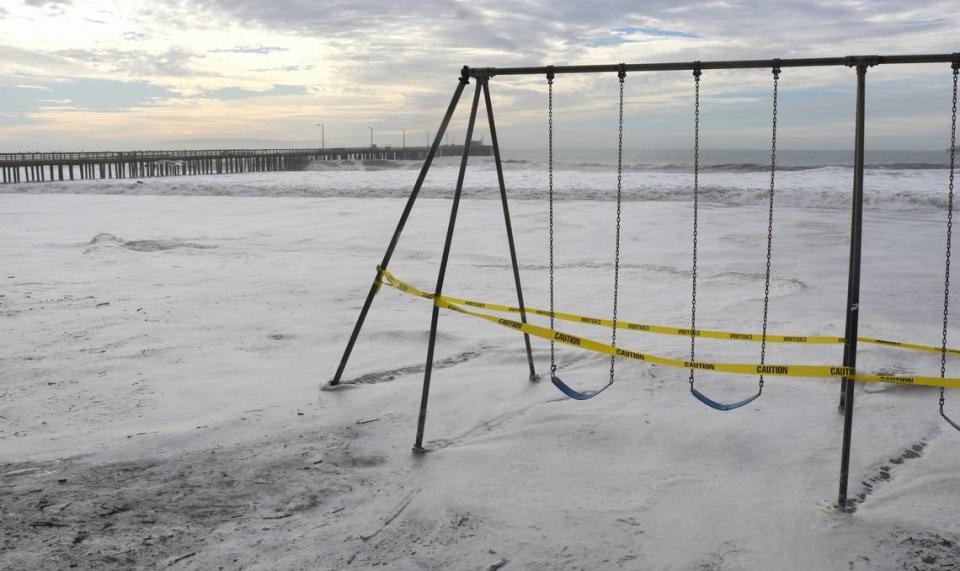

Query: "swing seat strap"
(551, 376), (614, 401)
(690, 386), (762, 411)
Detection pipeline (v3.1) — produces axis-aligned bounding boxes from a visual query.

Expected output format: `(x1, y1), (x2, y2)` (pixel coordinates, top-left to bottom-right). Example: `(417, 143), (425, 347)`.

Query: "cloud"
(187, 0), (473, 37)
(0, 77), (174, 125)
(181, 0), (957, 64)
(2, 0), (960, 149)
(123, 31), (150, 41)
(177, 0), (946, 99)
(252, 65), (315, 73)
(0, 44), (98, 76)
(587, 26), (700, 47)
(23, 0), (71, 6)
(210, 45), (290, 55)
(53, 47), (202, 77)
(198, 84), (307, 99)
(58, 79), (173, 110)
(615, 26), (699, 39)
(0, 113), (39, 127)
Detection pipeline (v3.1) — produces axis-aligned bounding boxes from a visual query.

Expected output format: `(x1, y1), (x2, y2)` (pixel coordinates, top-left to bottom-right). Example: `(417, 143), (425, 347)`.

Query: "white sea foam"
(3, 157), (953, 211)
(2, 187), (959, 569)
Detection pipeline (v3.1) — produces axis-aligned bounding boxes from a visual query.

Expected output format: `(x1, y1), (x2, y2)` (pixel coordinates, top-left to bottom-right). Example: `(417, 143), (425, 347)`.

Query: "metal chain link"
(759, 66), (780, 393)
(548, 73), (556, 377)
(609, 69), (625, 383)
(941, 63), (958, 411)
(689, 67), (701, 386)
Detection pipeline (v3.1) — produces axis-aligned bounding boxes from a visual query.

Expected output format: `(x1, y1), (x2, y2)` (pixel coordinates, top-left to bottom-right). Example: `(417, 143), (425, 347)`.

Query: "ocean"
(6, 148), (955, 212)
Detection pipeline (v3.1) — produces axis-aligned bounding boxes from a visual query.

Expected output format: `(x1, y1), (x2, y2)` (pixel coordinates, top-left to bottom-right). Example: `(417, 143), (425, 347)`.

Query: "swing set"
(329, 53), (960, 510)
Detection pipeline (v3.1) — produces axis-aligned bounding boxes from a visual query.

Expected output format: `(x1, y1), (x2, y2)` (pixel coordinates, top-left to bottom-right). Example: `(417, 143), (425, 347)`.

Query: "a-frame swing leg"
(328, 75), (468, 386)
(482, 77), (538, 381)
(414, 79), (483, 452)
(838, 63), (868, 511)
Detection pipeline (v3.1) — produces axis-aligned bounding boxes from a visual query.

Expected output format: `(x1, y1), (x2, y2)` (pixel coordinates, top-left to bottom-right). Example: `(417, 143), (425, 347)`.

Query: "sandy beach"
(2, 177), (959, 569)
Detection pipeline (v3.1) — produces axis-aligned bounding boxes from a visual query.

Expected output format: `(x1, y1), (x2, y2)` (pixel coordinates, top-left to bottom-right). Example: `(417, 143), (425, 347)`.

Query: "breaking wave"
(303, 158), (421, 171)
(3, 158), (954, 213)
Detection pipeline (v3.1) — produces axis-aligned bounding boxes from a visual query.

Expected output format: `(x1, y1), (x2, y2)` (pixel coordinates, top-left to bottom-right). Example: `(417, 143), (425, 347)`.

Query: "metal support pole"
(838, 63), (868, 511)
(414, 79), (483, 452)
(329, 76), (469, 386)
(482, 77), (537, 381)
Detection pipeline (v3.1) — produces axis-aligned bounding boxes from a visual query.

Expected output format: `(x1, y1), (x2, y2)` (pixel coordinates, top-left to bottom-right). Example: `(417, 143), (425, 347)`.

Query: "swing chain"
(759, 65), (781, 392)
(610, 65), (626, 382)
(548, 71), (556, 376)
(941, 61), (958, 410)
(689, 65), (702, 386)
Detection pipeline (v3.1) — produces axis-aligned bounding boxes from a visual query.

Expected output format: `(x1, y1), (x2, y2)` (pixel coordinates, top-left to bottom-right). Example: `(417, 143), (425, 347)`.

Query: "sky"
(0, 0), (958, 152)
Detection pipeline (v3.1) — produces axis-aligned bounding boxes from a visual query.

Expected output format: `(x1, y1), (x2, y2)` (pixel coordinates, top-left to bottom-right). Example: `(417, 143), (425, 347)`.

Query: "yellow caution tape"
(375, 268), (960, 390)
(376, 268), (960, 355)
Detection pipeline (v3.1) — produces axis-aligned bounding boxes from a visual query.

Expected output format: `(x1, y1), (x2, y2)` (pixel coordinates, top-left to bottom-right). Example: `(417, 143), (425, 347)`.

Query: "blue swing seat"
(551, 376), (613, 400)
(690, 386), (761, 411)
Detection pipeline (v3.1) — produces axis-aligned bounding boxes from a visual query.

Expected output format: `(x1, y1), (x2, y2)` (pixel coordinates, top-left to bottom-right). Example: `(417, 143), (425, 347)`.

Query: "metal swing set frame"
(328, 53), (960, 511)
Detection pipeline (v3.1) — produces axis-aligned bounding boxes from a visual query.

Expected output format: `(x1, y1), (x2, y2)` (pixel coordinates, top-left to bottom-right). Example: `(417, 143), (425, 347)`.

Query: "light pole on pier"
(402, 128), (406, 151)
(368, 127), (374, 149)
(316, 123), (324, 150)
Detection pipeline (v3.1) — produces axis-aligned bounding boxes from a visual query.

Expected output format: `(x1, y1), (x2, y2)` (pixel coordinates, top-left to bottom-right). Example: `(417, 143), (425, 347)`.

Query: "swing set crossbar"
(466, 53), (958, 78)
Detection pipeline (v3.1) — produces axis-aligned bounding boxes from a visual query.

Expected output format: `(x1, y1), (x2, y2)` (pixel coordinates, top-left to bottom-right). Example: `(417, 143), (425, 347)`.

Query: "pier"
(0, 143), (492, 184)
